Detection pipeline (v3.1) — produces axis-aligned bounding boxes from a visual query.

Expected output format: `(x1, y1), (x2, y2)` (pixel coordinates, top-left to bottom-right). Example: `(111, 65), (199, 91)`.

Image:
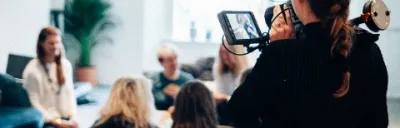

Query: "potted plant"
(63, 0), (116, 86)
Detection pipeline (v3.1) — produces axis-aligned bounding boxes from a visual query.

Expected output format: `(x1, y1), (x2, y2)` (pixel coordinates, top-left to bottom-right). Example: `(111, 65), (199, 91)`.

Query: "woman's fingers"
(270, 4), (296, 42)
(283, 4), (292, 25)
(270, 27), (277, 41)
(273, 5), (280, 18)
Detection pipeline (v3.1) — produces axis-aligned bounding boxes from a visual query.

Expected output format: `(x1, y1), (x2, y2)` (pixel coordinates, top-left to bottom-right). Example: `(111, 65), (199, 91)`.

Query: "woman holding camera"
(229, 0), (353, 127)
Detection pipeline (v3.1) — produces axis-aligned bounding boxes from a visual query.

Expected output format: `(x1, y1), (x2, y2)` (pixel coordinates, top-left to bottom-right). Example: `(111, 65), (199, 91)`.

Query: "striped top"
(229, 22), (347, 128)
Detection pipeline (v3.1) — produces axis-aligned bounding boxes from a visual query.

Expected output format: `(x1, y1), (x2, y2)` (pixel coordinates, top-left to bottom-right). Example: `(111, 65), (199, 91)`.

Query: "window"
(172, 0), (286, 43)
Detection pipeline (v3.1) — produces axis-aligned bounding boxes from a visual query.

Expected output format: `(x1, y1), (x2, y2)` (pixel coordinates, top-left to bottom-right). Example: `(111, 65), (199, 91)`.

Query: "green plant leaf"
(63, 0), (116, 67)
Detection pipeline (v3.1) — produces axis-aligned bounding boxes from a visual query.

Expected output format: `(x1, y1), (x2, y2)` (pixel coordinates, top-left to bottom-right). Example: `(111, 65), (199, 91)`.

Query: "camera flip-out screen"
(218, 11), (263, 45)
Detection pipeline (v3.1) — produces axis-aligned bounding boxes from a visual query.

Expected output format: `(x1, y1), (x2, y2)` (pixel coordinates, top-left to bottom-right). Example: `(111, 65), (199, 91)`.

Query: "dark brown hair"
(308, 0), (353, 97)
(37, 26), (65, 86)
(172, 81), (218, 128)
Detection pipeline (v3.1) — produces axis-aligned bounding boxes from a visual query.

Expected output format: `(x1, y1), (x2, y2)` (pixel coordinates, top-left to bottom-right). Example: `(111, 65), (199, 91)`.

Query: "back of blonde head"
(94, 77), (150, 127)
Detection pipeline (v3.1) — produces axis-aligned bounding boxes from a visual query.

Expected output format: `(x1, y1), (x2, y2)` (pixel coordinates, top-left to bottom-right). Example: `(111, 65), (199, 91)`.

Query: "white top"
(132, 74), (164, 126)
(138, 75), (161, 125)
(212, 67), (240, 96)
(23, 58), (77, 122)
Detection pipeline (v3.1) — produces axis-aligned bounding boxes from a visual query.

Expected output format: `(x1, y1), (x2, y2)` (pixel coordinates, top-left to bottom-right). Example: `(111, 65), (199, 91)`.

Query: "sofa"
(0, 73), (44, 128)
(144, 56), (216, 81)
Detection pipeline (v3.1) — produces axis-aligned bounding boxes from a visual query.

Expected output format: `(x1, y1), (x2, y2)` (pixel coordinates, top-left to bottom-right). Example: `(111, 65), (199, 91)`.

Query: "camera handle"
(221, 34), (265, 56)
(350, 0), (390, 32)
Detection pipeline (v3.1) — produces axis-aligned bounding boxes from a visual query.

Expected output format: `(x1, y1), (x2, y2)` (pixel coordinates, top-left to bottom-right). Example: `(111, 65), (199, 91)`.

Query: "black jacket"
(344, 27), (389, 128)
(229, 22), (351, 128)
(92, 115), (158, 128)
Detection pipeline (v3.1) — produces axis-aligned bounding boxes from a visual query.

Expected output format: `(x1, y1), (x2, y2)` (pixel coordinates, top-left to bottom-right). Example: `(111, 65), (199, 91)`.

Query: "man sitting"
(151, 43), (194, 110)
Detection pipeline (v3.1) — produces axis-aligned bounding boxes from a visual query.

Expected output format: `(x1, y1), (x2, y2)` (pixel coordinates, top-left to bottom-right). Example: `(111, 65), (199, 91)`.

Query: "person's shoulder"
(25, 58), (40, 69)
(179, 71), (194, 80)
(92, 116), (126, 128)
(61, 58), (73, 68)
(149, 72), (163, 82)
(23, 58), (40, 77)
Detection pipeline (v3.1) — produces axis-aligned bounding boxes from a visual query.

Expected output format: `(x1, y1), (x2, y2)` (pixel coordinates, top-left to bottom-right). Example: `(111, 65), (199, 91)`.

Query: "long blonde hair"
(215, 40), (250, 77)
(94, 77), (150, 127)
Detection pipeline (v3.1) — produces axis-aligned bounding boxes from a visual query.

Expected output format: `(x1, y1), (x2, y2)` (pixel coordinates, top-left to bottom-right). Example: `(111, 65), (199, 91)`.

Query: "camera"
(218, 0), (391, 52)
(218, 1), (299, 46)
(217, 11), (264, 45)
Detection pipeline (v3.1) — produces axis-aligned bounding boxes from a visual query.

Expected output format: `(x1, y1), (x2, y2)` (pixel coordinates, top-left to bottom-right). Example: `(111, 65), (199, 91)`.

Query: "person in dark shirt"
(343, 27), (389, 128)
(229, 0), (354, 127)
(92, 77), (157, 128)
(172, 80), (218, 128)
(151, 43), (194, 110)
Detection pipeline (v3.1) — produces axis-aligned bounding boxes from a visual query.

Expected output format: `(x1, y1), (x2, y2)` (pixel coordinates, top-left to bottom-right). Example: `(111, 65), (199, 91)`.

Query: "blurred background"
(0, 0), (399, 127)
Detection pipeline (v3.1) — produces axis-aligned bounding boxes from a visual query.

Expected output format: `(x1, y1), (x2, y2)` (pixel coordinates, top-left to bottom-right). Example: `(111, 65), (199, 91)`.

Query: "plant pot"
(76, 66), (97, 87)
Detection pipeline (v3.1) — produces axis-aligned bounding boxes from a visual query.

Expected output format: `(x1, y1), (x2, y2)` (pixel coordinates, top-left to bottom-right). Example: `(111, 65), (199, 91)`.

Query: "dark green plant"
(63, 0), (116, 67)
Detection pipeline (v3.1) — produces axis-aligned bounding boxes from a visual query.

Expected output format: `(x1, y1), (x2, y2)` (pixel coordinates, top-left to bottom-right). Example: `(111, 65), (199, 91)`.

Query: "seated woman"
(215, 67), (253, 125)
(23, 26), (78, 128)
(172, 80), (218, 128)
(92, 77), (158, 128)
(212, 40), (251, 101)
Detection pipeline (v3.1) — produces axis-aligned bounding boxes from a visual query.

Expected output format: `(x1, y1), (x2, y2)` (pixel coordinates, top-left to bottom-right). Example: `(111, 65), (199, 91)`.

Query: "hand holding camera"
(270, 5), (296, 42)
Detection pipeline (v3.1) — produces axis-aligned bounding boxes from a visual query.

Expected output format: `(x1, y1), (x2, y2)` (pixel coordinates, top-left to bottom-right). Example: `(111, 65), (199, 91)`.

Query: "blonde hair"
(94, 77), (150, 127)
(215, 40), (250, 77)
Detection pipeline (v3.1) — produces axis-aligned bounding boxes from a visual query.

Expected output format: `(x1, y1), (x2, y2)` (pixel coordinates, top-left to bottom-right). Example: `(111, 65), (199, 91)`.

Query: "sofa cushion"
(0, 73), (31, 107)
(195, 57), (215, 71)
(0, 107), (43, 128)
(180, 64), (201, 78)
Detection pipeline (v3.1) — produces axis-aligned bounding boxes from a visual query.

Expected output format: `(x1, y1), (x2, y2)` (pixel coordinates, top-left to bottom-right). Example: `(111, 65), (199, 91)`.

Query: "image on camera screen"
(226, 13), (260, 40)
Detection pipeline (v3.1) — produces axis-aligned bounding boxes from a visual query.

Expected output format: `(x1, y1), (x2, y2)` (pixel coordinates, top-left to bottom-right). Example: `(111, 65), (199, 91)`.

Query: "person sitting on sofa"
(23, 26), (78, 128)
(151, 43), (194, 111)
(212, 40), (251, 101)
(92, 77), (158, 128)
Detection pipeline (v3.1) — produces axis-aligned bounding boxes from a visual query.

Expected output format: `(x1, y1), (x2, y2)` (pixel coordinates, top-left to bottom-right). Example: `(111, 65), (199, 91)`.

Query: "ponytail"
(327, 3), (354, 98)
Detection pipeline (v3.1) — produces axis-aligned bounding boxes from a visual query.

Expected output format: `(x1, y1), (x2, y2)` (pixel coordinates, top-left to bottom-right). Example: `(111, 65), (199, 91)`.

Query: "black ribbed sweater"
(229, 22), (348, 128)
(344, 27), (389, 128)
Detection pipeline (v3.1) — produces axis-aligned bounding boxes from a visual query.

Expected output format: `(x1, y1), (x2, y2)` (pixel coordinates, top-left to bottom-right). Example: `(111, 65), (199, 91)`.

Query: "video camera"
(218, 0), (391, 54)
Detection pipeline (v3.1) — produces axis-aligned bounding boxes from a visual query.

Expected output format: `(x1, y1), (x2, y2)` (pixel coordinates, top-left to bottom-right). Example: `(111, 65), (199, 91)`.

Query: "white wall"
(91, 0), (145, 85)
(170, 41), (260, 65)
(0, 0), (50, 72)
(141, 0), (174, 72)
